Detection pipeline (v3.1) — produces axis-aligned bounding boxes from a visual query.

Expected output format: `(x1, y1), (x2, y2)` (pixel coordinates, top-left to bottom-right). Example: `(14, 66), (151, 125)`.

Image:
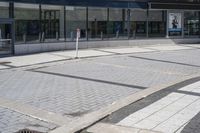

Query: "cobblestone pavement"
(0, 46), (200, 132)
(0, 107), (57, 133)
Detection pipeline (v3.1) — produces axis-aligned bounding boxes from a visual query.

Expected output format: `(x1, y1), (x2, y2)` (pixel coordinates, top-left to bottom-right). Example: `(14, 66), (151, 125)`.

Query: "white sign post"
(75, 28), (80, 58)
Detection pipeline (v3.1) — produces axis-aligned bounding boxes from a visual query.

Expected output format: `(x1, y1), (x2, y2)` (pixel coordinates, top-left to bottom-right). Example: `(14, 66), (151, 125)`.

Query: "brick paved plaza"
(0, 44), (200, 132)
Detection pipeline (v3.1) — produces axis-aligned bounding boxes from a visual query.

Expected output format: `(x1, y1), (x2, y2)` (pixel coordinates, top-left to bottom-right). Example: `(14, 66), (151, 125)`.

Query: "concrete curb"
(50, 73), (200, 133)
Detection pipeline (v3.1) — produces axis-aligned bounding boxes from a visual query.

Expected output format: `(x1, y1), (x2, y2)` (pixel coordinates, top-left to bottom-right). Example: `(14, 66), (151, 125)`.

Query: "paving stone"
(1, 47), (200, 132)
(0, 107), (57, 133)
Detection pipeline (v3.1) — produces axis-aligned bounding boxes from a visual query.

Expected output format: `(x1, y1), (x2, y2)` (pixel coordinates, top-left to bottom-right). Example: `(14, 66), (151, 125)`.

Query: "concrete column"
(59, 6), (65, 39)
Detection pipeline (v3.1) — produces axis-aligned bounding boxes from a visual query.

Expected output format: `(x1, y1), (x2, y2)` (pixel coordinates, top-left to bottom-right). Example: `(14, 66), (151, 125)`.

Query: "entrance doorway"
(0, 19), (14, 55)
(42, 10), (60, 40)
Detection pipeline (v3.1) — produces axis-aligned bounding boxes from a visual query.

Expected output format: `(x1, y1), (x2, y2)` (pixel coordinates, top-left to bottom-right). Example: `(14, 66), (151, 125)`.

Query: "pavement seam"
(0, 97), (73, 126)
(49, 73), (200, 133)
(86, 123), (161, 133)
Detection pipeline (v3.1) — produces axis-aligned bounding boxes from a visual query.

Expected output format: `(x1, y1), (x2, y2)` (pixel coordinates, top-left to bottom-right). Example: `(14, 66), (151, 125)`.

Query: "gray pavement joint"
(0, 97), (73, 126)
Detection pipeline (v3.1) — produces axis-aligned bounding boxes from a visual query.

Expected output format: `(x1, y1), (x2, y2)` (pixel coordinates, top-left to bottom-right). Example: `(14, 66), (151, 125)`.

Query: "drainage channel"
(17, 129), (43, 133)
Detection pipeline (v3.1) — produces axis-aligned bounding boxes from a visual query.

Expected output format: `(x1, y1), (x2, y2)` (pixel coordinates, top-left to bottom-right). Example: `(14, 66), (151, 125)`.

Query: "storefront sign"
(168, 13), (182, 32)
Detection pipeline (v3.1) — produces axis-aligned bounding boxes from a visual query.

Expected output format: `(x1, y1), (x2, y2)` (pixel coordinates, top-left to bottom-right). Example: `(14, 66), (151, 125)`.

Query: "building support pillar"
(39, 4), (42, 42)
(9, 2), (14, 54)
(166, 10), (169, 38)
(64, 6), (66, 41)
(59, 6), (65, 39)
(127, 9), (131, 39)
(146, 7), (149, 38)
(199, 11), (200, 38)
(181, 11), (184, 38)
(107, 8), (109, 39)
(86, 7), (88, 41)
(9, 2), (14, 18)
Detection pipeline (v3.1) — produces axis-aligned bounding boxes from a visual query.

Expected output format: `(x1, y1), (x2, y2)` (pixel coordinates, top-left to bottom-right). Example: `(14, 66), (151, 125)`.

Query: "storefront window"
(184, 11), (199, 37)
(148, 10), (166, 37)
(66, 6), (86, 41)
(108, 8), (128, 39)
(88, 7), (108, 40)
(0, 2), (9, 18)
(41, 5), (63, 42)
(130, 10), (147, 38)
(14, 3), (40, 44)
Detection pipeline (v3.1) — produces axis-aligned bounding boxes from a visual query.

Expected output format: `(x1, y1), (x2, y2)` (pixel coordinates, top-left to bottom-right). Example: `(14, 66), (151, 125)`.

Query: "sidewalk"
(100, 80), (200, 133)
(0, 44), (200, 133)
(0, 44), (196, 69)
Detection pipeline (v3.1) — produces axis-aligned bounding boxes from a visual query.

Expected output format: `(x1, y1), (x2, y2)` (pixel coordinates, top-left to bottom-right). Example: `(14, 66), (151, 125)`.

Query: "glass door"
(0, 22), (12, 55)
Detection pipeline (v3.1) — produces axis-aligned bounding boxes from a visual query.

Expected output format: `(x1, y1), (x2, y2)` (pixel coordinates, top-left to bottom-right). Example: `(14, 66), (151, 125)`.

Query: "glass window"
(130, 10), (147, 38)
(66, 6), (86, 41)
(0, 2), (9, 18)
(14, 3), (40, 44)
(184, 11), (199, 37)
(148, 10), (166, 37)
(41, 5), (64, 42)
(88, 7), (108, 40)
(108, 8), (128, 40)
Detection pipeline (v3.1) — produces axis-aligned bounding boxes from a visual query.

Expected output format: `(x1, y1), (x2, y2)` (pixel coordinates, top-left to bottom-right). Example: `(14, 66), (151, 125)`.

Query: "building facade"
(0, 0), (200, 55)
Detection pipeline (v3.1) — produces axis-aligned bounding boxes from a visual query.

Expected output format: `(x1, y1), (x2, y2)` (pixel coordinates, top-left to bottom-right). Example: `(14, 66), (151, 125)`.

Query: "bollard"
(133, 30), (136, 39)
(56, 32), (59, 40)
(42, 32), (45, 42)
(23, 33), (26, 43)
(39, 33), (41, 42)
(71, 31), (74, 41)
(75, 28), (80, 58)
(101, 31), (103, 40)
(116, 31), (119, 38)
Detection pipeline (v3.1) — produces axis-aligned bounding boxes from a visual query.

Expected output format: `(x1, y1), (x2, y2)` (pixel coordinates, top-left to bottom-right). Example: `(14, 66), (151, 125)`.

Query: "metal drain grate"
(0, 61), (11, 64)
(17, 129), (44, 133)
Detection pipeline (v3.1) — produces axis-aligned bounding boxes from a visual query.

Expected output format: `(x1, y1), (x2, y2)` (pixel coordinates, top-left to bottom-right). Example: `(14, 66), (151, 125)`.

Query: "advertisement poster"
(169, 13), (182, 32)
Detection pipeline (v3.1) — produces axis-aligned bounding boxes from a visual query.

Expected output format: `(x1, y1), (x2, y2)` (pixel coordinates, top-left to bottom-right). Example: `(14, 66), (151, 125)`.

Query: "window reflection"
(65, 6), (86, 41)
(14, 3), (40, 44)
